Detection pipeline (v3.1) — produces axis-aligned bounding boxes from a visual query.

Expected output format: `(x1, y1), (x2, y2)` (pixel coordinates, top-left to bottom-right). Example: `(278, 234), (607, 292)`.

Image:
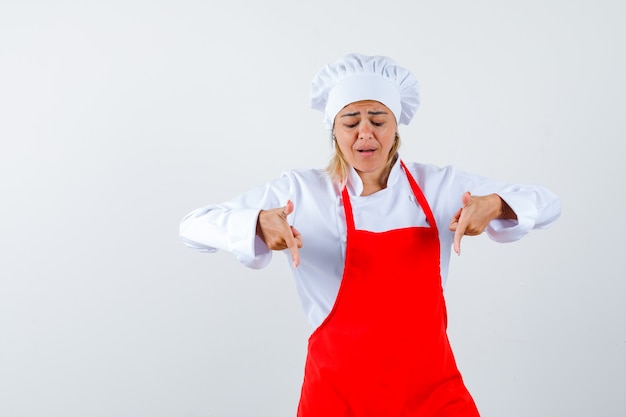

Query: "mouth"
(356, 147), (377, 155)
(356, 148), (376, 158)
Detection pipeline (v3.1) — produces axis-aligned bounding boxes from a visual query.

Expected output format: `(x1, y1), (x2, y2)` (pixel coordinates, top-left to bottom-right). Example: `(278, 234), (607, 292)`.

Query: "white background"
(1, 1), (624, 416)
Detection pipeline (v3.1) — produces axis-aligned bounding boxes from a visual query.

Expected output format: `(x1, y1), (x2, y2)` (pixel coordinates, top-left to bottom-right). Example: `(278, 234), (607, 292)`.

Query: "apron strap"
(341, 186), (356, 233)
(400, 160), (439, 231)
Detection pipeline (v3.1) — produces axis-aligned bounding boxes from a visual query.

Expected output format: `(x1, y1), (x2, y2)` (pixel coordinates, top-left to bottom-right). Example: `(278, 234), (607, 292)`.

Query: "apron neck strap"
(400, 160), (438, 230)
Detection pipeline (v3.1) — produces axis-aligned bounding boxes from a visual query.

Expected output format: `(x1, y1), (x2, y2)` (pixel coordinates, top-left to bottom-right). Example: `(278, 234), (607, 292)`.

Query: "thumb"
(461, 191), (472, 207)
(283, 199), (295, 217)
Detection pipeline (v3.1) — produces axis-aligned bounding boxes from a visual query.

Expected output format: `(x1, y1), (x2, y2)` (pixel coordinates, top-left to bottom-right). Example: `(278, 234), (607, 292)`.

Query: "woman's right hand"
(256, 200), (303, 268)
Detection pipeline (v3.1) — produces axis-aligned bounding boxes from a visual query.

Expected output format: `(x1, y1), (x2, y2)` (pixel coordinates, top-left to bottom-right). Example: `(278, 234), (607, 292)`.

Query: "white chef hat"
(310, 53), (420, 130)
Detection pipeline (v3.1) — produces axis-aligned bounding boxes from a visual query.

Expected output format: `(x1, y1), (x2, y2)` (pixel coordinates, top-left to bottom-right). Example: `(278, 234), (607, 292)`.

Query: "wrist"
(495, 195), (517, 220)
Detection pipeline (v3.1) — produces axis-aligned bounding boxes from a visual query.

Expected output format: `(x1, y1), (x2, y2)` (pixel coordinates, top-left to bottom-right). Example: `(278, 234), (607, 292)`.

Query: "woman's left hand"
(449, 191), (514, 255)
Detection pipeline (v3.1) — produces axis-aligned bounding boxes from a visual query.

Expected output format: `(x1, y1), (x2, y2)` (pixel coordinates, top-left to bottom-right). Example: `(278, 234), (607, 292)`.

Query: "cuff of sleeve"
(485, 192), (537, 243)
(228, 209), (272, 269)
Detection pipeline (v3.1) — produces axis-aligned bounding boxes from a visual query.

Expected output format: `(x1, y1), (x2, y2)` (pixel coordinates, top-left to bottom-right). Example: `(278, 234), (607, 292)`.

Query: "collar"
(345, 154), (403, 196)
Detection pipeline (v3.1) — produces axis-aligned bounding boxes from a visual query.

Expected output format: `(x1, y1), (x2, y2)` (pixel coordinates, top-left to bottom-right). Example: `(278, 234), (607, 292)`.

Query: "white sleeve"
(178, 173), (295, 269)
(488, 185), (561, 242)
(452, 168), (562, 243)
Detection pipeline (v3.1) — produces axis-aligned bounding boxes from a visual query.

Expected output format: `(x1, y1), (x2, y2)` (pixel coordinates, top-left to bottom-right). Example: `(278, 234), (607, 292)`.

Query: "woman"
(179, 53), (561, 416)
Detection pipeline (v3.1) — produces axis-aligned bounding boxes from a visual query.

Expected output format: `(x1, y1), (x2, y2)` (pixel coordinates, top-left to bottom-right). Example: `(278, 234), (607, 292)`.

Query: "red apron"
(297, 161), (480, 417)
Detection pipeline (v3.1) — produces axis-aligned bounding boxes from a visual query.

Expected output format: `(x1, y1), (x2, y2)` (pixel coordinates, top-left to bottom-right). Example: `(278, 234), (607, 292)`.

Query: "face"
(333, 100), (398, 181)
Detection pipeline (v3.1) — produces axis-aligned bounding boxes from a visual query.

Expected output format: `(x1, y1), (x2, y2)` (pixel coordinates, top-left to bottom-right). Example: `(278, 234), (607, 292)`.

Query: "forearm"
(179, 175), (295, 267)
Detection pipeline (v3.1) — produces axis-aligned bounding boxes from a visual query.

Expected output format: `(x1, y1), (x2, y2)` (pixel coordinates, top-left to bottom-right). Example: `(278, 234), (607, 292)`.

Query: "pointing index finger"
(285, 229), (300, 268)
(453, 208), (467, 255)
(281, 200), (300, 268)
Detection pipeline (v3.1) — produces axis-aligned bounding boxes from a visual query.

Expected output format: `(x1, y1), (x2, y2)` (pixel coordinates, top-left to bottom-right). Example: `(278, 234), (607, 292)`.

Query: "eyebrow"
(340, 110), (388, 118)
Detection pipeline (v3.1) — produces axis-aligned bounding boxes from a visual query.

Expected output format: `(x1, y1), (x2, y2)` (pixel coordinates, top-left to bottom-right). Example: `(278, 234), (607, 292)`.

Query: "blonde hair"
(325, 132), (401, 187)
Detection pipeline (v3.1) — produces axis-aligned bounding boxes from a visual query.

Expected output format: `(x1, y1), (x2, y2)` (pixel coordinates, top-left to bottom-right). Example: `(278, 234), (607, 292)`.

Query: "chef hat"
(310, 53), (420, 130)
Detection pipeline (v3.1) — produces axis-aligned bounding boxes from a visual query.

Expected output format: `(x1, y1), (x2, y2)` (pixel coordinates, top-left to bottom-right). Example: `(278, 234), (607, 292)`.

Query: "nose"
(357, 122), (373, 139)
